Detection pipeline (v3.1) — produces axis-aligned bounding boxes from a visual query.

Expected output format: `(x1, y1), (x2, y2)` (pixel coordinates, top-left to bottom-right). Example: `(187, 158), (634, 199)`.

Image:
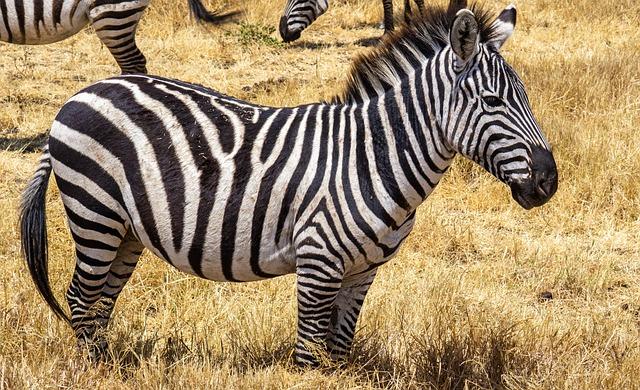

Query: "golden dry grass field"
(1, 0), (639, 388)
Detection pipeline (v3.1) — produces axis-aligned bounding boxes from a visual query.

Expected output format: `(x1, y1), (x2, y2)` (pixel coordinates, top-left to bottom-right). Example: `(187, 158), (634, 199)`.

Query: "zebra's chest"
(294, 202), (417, 276)
(349, 213), (417, 274)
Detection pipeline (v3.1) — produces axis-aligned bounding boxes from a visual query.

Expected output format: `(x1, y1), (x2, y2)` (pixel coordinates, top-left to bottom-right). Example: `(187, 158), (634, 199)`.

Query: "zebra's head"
(443, 6), (557, 209)
(279, 0), (329, 42)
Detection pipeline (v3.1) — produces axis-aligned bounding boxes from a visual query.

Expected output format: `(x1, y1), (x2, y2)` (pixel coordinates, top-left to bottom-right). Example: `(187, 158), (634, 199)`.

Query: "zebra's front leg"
(327, 269), (377, 361)
(88, 0), (150, 74)
(294, 256), (344, 366)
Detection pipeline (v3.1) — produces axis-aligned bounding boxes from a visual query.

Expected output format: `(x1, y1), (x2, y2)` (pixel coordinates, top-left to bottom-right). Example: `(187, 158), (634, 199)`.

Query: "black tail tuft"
(20, 146), (69, 323)
(187, 0), (242, 24)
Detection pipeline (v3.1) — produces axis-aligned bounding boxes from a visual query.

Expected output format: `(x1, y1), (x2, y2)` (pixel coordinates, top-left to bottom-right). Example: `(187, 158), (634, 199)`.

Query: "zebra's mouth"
(511, 189), (535, 210)
(509, 151), (558, 210)
(508, 147), (558, 210)
(509, 171), (559, 208)
(279, 17), (302, 42)
(510, 183), (554, 210)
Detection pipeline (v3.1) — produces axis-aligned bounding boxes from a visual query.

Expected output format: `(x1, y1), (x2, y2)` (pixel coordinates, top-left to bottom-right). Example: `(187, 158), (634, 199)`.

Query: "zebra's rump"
(48, 75), (306, 282)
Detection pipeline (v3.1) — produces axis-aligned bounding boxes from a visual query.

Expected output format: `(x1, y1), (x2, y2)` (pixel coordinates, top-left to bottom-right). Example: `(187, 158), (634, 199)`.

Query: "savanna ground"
(1, 0), (639, 388)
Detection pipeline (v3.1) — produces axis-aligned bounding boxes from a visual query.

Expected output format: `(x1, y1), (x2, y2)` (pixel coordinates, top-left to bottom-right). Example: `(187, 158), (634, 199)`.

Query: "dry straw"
(1, 0), (639, 388)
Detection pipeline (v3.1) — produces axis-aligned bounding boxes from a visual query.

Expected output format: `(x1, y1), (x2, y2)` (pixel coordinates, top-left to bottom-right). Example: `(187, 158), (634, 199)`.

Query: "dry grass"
(1, 0), (640, 388)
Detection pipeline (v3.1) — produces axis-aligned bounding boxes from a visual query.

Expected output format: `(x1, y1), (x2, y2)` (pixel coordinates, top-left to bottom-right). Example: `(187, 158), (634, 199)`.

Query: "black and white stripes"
(21, 1), (557, 366)
(279, 0), (425, 42)
(0, 0), (236, 73)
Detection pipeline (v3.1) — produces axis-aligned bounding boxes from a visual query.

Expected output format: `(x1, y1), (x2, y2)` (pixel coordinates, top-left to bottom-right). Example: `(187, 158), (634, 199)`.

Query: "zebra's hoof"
(78, 339), (109, 363)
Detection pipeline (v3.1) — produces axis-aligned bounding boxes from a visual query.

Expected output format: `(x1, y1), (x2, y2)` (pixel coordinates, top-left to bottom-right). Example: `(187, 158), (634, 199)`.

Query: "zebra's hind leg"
(88, 0), (151, 74)
(66, 229), (144, 361)
(327, 269), (377, 361)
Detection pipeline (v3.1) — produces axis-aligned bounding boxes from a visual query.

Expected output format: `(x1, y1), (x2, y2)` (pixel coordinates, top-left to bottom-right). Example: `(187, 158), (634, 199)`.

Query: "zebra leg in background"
(327, 269), (377, 361)
(88, 0), (151, 74)
(404, 0), (412, 21)
(404, 0), (425, 22)
(382, 0), (394, 32)
(66, 230), (143, 360)
(414, 0), (424, 15)
(294, 256), (344, 366)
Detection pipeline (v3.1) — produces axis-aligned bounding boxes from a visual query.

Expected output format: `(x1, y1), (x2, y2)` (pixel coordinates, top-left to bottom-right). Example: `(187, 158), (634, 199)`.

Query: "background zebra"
(20, 1), (557, 366)
(0, 0), (238, 74)
(279, 0), (434, 42)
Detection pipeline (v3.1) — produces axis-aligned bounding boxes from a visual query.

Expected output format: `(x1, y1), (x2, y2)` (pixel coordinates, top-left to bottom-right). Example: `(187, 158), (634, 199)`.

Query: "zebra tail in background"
(187, 0), (242, 24)
(19, 145), (69, 323)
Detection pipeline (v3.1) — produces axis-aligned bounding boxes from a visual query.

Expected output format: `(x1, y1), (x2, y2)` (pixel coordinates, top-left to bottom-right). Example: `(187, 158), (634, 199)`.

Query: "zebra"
(20, 1), (558, 366)
(0, 0), (238, 74)
(279, 0), (442, 42)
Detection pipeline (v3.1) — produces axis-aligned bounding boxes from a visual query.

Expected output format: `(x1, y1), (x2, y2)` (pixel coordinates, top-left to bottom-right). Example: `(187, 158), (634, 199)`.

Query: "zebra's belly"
(162, 250), (297, 283)
(24, 26), (84, 45)
(136, 224), (298, 283)
(20, 21), (88, 44)
(0, 7), (89, 45)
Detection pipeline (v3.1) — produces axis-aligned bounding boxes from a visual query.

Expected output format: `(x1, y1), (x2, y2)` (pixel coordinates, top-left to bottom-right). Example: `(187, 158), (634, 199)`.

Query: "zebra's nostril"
(530, 147), (558, 200)
(536, 181), (549, 197)
(535, 172), (557, 198)
(279, 16), (289, 40)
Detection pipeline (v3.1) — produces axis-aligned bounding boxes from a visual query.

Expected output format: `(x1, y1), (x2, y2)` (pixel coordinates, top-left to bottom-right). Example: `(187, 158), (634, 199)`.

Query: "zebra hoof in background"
(80, 339), (109, 363)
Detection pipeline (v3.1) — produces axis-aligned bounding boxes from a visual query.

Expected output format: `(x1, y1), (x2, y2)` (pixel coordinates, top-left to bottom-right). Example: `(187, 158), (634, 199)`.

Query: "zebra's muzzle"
(279, 16), (302, 42)
(509, 147), (558, 210)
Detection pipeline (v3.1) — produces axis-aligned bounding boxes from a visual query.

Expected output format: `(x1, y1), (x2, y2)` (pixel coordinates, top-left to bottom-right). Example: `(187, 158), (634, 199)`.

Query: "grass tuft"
(228, 22), (283, 48)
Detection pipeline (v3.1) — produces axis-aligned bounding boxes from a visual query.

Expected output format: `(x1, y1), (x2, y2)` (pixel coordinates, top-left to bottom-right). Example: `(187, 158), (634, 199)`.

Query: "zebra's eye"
(482, 95), (504, 108)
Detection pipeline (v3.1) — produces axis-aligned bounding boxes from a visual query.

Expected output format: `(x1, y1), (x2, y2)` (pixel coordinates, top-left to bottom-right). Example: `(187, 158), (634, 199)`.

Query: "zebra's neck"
(339, 59), (456, 222)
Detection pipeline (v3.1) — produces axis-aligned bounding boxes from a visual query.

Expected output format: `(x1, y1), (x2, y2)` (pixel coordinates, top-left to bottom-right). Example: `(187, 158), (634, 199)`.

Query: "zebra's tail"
(20, 145), (70, 323)
(187, 0), (242, 24)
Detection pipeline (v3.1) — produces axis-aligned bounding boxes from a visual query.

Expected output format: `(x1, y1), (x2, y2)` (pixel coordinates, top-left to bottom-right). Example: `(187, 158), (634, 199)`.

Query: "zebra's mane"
(334, 3), (498, 104)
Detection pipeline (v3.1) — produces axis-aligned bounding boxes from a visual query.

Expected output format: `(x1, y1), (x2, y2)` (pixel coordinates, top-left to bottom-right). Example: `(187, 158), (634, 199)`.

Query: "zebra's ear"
(449, 9), (479, 67)
(487, 4), (517, 51)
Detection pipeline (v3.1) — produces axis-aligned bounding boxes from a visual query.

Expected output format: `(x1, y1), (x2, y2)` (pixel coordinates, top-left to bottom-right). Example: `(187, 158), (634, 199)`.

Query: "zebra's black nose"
(532, 147), (558, 199)
(279, 16), (301, 42)
(534, 169), (557, 198)
(509, 146), (558, 209)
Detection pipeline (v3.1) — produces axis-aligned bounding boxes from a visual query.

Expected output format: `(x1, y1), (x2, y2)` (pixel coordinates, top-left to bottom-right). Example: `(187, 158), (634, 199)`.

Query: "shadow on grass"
(281, 36), (380, 51)
(105, 329), (295, 378)
(346, 323), (534, 389)
(0, 131), (48, 153)
(99, 320), (534, 388)
(285, 40), (348, 50)
(286, 36), (382, 49)
(354, 36), (382, 47)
